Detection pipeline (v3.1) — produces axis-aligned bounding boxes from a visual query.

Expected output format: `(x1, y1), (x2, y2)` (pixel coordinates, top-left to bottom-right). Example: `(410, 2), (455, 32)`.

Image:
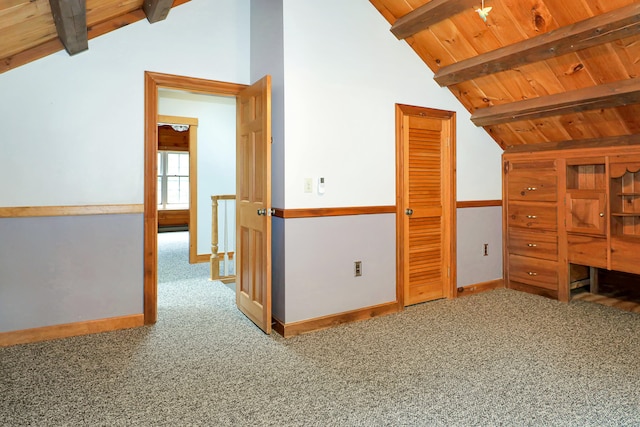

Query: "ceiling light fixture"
(476, 0), (492, 22)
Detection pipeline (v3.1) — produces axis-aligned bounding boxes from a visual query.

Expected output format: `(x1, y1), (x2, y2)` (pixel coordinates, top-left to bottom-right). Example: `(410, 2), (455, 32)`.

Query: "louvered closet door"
(403, 114), (450, 306)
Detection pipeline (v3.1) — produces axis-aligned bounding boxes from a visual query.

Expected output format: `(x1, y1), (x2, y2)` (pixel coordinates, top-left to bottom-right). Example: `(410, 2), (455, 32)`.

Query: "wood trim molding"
(272, 206), (395, 218)
(158, 115), (199, 126)
(456, 200), (502, 208)
(456, 279), (504, 297)
(0, 204), (144, 218)
(0, 314), (144, 347)
(272, 301), (400, 338)
(0, 0), (191, 74)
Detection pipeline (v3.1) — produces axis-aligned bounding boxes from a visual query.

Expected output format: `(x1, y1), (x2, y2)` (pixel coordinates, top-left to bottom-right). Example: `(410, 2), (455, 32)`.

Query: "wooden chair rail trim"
(456, 200), (502, 208)
(0, 314), (144, 347)
(0, 204), (144, 218)
(272, 301), (400, 338)
(272, 206), (395, 218)
(0, 0), (191, 75)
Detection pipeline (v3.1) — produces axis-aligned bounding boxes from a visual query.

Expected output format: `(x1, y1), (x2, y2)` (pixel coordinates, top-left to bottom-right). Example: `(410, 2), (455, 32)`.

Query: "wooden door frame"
(144, 71), (247, 324)
(395, 104), (457, 309)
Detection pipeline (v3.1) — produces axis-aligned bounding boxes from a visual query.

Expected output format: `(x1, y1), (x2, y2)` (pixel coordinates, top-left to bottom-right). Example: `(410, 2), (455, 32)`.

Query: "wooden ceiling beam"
(435, 3), (640, 87)
(143, 0), (174, 23)
(390, 0), (478, 40)
(471, 78), (640, 127)
(48, 0), (88, 55)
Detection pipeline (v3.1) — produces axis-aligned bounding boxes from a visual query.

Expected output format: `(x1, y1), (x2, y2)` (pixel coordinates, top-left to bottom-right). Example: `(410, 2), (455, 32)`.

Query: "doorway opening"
(144, 72), (247, 324)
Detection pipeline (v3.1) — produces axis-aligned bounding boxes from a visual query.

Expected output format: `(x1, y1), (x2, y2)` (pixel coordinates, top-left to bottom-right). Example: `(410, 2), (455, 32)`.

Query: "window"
(158, 151), (189, 209)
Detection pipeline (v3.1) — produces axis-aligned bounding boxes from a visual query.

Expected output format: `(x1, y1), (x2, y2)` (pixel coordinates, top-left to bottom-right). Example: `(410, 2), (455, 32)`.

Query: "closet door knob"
(405, 208), (413, 216)
(257, 208), (267, 216)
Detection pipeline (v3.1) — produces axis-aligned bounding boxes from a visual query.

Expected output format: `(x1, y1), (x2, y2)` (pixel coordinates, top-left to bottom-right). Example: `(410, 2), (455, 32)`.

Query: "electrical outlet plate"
(354, 261), (362, 277)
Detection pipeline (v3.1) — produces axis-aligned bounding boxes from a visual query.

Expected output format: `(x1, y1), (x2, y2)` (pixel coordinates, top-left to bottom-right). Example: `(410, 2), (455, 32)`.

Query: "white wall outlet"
(304, 178), (313, 193)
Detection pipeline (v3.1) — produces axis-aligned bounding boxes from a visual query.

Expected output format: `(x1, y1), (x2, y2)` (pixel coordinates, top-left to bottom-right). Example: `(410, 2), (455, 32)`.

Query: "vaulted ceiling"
(0, 0), (188, 74)
(370, 0), (640, 149)
(3, 0), (640, 150)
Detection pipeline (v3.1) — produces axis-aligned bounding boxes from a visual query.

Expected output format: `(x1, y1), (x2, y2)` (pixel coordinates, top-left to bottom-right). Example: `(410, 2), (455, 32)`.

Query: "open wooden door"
(396, 104), (455, 306)
(236, 75), (272, 333)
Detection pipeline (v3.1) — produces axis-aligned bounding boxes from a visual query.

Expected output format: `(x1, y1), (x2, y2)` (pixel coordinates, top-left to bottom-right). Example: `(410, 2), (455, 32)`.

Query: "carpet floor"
(1, 232), (640, 426)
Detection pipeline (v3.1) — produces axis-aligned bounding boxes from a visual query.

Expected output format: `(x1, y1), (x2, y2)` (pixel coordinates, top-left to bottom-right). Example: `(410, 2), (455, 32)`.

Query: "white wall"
(158, 90), (236, 255)
(0, 1), (250, 333)
(281, 0), (502, 209)
(0, 0), (250, 208)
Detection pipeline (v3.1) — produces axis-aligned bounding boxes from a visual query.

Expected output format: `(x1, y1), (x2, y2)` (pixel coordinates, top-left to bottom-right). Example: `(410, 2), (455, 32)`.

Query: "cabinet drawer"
(567, 234), (607, 268)
(507, 171), (557, 202)
(509, 254), (558, 290)
(509, 229), (557, 260)
(508, 202), (557, 231)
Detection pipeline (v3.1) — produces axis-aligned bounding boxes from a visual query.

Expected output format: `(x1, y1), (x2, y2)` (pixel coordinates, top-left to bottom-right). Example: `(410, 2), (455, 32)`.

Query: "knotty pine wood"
(158, 125), (189, 151)
(0, 0), (190, 74)
(505, 141), (640, 304)
(370, 0), (640, 149)
(434, 3), (640, 87)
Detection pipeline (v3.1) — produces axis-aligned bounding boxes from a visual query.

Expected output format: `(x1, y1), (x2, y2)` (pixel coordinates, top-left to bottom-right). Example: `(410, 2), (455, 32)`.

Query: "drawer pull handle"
(599, 212), (604, 217)
(526, 187), (538, 191)
(526, 215), (537, 219)
(527, 243), (537, 247)
(528, 272), (538, 276)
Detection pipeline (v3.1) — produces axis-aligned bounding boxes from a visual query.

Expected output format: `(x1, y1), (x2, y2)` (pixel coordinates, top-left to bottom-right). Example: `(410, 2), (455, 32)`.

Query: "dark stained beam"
(143, 0), (174, 23)
(391, 0), (478, 40)
(471, 78), (640, 127)
(435, 3), (640, 87)
(48, 0), (88, 55)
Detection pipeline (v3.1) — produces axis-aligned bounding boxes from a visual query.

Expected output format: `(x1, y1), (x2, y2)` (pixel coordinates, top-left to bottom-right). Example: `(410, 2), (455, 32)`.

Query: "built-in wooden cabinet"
(503, 142), (640, 303)
(504, 159), (559, 299)
(609, 155), (640, 275)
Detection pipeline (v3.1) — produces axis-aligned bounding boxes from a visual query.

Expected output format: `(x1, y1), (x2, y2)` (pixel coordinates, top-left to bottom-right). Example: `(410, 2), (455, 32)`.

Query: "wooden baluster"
(210, 195), (220, 280)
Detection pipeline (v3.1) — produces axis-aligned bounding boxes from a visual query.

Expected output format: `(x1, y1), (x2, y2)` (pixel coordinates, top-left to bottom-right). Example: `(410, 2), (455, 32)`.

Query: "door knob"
(257, 208), (267, 216)
(405, 208), (414, 216)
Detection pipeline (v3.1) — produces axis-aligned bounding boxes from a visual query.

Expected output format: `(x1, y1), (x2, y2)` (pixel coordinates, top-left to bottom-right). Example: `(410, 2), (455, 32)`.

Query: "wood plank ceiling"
(0, 0), (188, 74)
(369, 0), (640, 149)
